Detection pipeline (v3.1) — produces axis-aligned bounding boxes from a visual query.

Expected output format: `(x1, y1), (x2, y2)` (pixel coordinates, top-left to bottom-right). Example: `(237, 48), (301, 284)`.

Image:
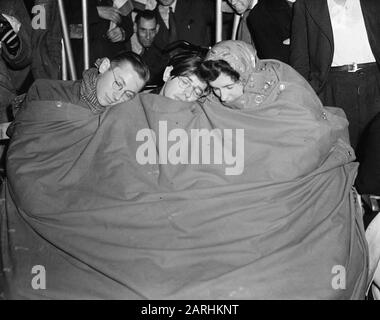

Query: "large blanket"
(0, 86), (369, 299)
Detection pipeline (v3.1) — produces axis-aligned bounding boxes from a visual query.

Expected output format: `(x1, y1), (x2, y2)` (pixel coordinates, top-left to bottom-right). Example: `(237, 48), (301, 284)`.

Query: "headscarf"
(206, 40), (257, 85)
(206, 40), (275, 109)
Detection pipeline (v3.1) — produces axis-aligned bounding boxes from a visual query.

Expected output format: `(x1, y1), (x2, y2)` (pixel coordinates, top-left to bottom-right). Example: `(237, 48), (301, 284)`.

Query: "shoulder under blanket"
(0, 90), (368, 299)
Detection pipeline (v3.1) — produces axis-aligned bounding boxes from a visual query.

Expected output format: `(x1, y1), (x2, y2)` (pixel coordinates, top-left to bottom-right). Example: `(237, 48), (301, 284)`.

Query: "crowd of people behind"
(0, 0), (380, 299)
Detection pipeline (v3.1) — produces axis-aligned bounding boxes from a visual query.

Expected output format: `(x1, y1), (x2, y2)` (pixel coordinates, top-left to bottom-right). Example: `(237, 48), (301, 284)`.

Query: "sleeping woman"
(151, 50), (209, 102)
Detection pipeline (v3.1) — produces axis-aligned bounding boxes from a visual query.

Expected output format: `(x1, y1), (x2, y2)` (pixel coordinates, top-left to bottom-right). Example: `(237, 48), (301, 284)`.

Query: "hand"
(0, 18), (20, 56)
(107, 27), (125, 43)
(96, 6), (121, 24)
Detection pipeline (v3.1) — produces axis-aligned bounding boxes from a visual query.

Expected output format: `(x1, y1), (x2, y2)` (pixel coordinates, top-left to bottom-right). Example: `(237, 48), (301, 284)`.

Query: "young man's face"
(158, 0), (176, 7)
(96, 59), (146, 106)
(136, 17), (159, 49)
(161, 68), (208, 102)
(209, 72), (244, 104)
(227, 0), (252, 15)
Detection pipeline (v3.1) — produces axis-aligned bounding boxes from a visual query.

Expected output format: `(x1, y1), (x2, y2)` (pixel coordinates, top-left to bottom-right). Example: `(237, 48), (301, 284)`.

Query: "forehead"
(115, 62), (145, 91)
(138, 17), (157, 29)
(209, 73), (236, 87)
(158, 0), (175, 6)
(183, 74), (207, 88)
(228, 0), (250, 6)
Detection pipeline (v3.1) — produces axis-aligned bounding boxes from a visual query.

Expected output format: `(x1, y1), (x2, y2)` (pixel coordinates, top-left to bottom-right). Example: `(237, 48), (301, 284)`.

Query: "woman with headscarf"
(201, 40), (315, 110)
(199, 40), (352, 181)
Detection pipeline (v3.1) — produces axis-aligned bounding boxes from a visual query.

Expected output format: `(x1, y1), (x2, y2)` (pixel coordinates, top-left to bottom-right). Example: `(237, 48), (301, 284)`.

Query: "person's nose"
(219, 89), (228, 102)
(114, 88), (124, 102)
(184, 88), (193, 100)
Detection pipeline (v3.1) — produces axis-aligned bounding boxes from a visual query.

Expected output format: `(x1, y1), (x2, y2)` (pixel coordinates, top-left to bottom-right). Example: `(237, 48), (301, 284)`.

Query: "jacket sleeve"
(289, 0), (310, 81)
(247, 10), (289, 62)
(120, 12), (134, 41)
(1, 0), (32, 70)
(356, 114), (380, 195)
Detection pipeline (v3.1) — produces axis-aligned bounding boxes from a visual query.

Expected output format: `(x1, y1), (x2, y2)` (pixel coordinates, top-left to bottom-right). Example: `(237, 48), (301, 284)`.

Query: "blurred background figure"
(0, 0), (32, 176)
(0, 0), (32, 123)
(247, 0), (295, 63)
(355, 112), (380, 228)
(153, 0), (215, 51)
(131, 9), (166, 85)
(290, 0), (380, 149)
(66, 0), (134, 76)
(226, 0), (257, 45)
(31, 0), (62, 81)
(132, 10), (159, 54)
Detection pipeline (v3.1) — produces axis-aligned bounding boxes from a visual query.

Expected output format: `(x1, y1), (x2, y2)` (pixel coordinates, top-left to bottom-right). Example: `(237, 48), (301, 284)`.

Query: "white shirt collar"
(159, 0), (178, 12)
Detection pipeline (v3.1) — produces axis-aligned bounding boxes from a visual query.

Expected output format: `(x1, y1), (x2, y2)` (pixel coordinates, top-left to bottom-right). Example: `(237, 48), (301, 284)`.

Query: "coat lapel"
(173, 0), (192, 25)
(306, 0), (334, 49)
(360, 0), (380, 63)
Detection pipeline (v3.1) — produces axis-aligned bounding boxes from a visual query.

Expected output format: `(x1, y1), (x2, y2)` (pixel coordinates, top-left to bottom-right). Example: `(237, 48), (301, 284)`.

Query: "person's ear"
(163, 65), (173, 82)
(155, 23), (160, 33)
(98, 57), (111, 74)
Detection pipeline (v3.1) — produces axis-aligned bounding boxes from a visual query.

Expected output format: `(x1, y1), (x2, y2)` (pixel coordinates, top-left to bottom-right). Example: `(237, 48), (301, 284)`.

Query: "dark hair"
(168, 51), (207, 82)
(111, 51), (150, 83)
(199, 59), (240, 83)
(135, 10), (157, 25)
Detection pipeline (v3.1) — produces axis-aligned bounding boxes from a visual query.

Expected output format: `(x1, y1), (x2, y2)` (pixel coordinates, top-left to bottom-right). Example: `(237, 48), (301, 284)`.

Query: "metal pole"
(231, 14), (241, 40)
(61, 39), (68, 80)
(57, 0), (77, 80)
(82, 0), (90, 71)
(215, 0), (223, 43)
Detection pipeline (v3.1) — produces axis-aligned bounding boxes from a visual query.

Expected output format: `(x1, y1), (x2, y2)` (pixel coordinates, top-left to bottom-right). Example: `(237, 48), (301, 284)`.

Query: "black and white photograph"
(0, 0), (379, 305)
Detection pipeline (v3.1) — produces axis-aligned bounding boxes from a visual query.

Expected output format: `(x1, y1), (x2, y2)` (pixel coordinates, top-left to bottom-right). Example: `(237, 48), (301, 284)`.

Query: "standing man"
(131, 10), (166, 85)
(153, 0), (215, 51)
(226, 0), (257, 46)
(246, 0), (295, 63)
(290, 0), (380, 149)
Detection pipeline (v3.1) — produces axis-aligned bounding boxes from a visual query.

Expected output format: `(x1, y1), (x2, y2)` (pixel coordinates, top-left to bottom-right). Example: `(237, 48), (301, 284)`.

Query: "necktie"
(237, 11), (254, 47)
(168, 7), (178, 43)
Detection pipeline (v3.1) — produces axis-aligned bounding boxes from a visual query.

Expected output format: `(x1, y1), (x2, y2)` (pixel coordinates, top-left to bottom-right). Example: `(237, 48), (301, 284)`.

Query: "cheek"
(97, 79), (111, 100)
(165, 82), (180, 97)
(95, 80), (102, 98)
(232, 87), (243, 98)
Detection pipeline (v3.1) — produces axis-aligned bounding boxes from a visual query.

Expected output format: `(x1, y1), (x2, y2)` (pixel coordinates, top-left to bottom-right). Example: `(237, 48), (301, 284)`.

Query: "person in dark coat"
(290, 0), (380, 149)
(65, 0), (134, 76)
(132, 9), (167, 86)
(0, 0), (32, 123)
(247, 0), (294, 63)
(355, 112), (380, 228)
(153, 0), (215, 51)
